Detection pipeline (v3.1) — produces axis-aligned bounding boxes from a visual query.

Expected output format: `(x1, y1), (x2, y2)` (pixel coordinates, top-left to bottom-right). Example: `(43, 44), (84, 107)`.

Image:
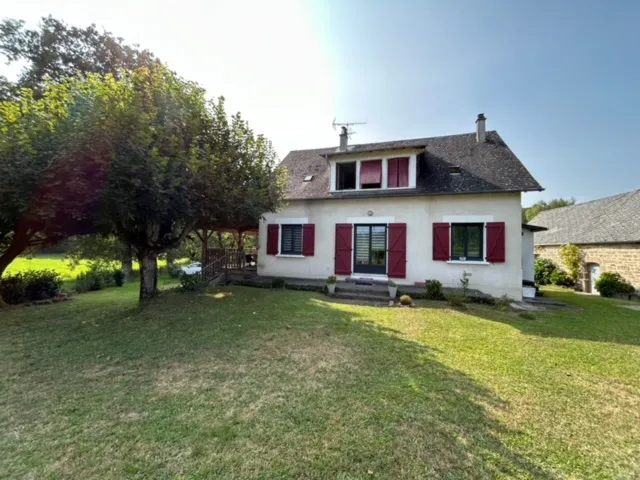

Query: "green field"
(1, 284), (639, 478)
(4, 254), (174, 289)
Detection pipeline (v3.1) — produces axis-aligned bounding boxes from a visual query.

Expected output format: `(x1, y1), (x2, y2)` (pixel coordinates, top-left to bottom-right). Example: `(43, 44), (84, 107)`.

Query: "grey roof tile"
(532, 189), (640, 245)
(280, 131), (543, 200)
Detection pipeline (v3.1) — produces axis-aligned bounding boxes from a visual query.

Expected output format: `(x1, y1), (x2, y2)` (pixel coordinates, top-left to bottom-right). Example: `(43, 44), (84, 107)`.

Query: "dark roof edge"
(323, 145), (427, 158)
(522, 223), (548, 232)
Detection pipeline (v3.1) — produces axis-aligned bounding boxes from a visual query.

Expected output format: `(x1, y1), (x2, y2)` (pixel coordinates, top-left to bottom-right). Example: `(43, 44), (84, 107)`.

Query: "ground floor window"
(451, 223), (483, 261)
(281, 225), (303, 255)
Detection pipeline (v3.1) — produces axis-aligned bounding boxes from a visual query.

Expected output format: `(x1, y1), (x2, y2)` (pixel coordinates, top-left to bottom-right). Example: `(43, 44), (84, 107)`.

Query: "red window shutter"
(266, 224), (279, 255)
(334, 224), (353, 275)
(398, 157), (409, 187)
(302, 224), (315, 256)
(486, 222), (506, 262)
(387, 223), (407, 278)
(433, 223), (450, 261)
(387, 158), (398, 187)
(360, 160), (382, 185)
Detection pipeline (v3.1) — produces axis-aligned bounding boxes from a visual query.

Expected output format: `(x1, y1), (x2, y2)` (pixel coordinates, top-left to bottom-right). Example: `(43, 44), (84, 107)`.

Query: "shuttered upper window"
(281, 225), (303, 255)
(387, 157), (409, 188)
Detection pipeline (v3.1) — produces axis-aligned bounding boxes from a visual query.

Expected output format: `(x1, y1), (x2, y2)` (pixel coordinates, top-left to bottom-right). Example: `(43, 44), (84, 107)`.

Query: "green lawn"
(5, 254), (175, 290)
(1, 286), (639, 479)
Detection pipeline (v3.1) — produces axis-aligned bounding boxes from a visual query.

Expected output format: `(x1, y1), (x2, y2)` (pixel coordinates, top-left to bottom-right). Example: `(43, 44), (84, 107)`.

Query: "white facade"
(258, 192), (524, 300)
(522, 229), (535, 283)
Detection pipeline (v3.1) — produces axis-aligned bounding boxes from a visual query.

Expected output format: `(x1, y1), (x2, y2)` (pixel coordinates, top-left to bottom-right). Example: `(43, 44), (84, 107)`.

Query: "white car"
(180, 262), (202, 275)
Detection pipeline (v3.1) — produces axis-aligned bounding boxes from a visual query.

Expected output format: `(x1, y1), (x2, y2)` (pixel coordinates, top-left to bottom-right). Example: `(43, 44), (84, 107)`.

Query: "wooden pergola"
(194, 225), (259, 280)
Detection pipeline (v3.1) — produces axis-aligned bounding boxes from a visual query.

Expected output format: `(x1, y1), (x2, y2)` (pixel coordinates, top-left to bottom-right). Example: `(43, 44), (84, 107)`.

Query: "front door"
(354, 224), (387, 274)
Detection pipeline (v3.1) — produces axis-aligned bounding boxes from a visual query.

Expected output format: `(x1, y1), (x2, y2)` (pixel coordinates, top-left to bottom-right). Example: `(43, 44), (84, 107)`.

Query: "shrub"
(0, 270), (62, 304)
(446, 289), (469, 308)
(550, 269), (574, 287)
(535, 258), (558, 285)
(559, 244), (583, 281)
(494, 295), (513, 310)
(180, 272), (203, 292)
(75, 267), (114, 293)
(0, 274), (26, 304)
(167, 263), (182, 279)
(326, 275), (337, 284)
(424, 279), (444, 300)
(388, 280), (397, 287)
(112, 269), (125, 287)
(399, 294), (412, 305)
(23, 270), (63, 301)
(595, 272), (636, 298)
(271, 277), (286, 289)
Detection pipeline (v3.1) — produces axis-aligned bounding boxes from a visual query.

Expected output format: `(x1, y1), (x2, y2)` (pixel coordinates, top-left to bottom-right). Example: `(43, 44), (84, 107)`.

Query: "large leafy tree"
(0, 75), (121, 304)
(523, 197), (576, 223)
(0, 16), (158, 100)
(103, 66), (285, 301)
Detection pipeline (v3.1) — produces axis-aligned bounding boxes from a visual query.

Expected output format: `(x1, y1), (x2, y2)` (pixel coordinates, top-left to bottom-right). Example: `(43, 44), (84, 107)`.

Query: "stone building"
(532, 189), (640, 293)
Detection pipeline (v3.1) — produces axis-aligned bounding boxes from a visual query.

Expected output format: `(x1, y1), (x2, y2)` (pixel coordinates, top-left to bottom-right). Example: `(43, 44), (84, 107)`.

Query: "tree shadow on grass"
(1, 287), (555, 479)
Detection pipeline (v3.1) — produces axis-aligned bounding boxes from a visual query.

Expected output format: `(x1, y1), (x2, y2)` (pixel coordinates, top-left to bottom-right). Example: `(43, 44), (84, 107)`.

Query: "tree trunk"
(120, 242), (133, 281)
(138, 250), (158, 302)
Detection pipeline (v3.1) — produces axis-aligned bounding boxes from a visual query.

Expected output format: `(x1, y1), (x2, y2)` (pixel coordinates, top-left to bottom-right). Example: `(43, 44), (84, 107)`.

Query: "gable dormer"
(327, 149), (421, 193)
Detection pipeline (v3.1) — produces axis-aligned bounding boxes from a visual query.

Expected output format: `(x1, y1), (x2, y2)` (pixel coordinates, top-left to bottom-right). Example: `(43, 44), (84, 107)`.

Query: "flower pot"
(388, 286), (398, 298)
(327, 283), (336, 294)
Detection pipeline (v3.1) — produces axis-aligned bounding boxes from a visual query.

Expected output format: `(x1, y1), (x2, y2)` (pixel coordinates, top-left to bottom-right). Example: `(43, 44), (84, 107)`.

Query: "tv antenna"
(332, 118), (367, 138)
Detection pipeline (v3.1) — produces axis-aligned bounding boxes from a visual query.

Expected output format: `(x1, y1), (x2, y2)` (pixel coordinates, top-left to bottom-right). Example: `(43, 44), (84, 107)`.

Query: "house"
(257, 114), (543, 300)
(532, 189), (640, 293)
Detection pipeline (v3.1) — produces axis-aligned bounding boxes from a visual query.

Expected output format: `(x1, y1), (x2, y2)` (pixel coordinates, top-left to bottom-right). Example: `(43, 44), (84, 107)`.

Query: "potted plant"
(326, 275), (337, 294)
(388, 280), (398, 299)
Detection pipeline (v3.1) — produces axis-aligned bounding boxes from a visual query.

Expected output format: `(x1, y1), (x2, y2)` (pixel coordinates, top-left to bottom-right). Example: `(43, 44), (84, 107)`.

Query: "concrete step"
(331, 291), (392, 303)
(336, 284), (389, 295)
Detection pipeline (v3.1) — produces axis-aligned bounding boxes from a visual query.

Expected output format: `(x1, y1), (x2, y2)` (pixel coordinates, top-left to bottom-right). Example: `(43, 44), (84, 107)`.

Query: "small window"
(451, 223), (483, 261)
(304, 175), (313, 182)
(449, 166), (462, 175)
(281, 225), (303, 255)
(360, 160), (382, 189)
(336, 162), (356, 190)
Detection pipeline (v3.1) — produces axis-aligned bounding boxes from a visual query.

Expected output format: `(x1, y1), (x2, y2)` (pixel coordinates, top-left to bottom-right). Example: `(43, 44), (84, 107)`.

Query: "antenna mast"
(332, 118), (367, 138)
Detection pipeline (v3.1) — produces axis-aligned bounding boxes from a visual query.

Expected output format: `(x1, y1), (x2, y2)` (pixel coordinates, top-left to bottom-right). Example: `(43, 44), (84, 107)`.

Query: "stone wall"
(536, 243), (640, 290)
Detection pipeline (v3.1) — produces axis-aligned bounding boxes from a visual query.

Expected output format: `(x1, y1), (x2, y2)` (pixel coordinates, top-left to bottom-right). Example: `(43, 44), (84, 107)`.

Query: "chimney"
(339, 126), (349, 151)
(475, 113), (486, 142)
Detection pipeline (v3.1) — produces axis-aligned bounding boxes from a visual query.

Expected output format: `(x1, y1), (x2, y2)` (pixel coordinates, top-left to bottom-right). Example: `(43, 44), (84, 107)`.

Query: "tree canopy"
(101, 66), (285, 300)
(523, 197), (576, 223)
(0, 16), (158, 100)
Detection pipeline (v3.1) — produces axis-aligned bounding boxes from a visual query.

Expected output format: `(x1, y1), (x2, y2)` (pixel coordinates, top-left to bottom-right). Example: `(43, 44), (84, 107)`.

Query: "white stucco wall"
(522, 229), (535, 283)
(258, 193), (523, 300)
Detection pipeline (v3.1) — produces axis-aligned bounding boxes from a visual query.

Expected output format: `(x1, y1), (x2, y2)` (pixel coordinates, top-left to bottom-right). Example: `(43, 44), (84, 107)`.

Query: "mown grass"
(1, 285), (639, 479)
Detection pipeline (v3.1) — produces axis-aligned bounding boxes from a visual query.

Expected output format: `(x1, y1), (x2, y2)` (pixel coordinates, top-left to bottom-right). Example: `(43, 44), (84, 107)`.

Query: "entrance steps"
(332, 282), (392, 304)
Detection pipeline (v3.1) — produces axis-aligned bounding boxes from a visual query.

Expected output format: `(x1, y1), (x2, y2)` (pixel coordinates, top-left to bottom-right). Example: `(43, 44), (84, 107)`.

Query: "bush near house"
(424, 279), (445, 300)
(550, 269), (574, 287)
(595, 272), (636, 297)
(0, 270), (63, 304)
(534, 258), (558, 285)
(75, 268), (125, 293)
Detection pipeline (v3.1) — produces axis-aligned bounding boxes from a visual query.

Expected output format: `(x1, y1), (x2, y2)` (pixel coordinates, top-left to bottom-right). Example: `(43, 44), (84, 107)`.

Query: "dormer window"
(387, 157), (409, 188)
(304, 175), (314, 182)
(336, 162), (356, 190)
(360, 160), (382, 189)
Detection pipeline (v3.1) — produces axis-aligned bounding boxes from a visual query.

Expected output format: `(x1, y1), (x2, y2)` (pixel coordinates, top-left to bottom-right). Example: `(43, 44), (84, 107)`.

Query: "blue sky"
(2, 0), (639, 206)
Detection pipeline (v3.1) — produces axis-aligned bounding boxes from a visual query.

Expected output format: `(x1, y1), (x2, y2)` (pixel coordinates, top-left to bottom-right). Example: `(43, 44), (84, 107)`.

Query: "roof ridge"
(287, 130), (499, 154)
(538, 189), (640, 216)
